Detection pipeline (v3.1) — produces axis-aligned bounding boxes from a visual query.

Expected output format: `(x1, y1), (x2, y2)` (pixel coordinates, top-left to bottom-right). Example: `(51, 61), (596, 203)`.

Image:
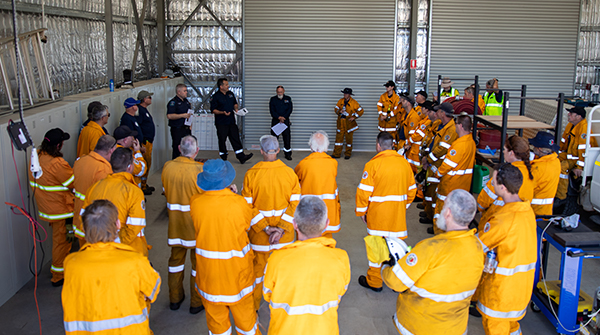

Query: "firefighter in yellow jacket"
(477, 164), (537, 335)
(432, 115), (476, 235)
(114, 125), (147, 189)
(377, 81), (401, 146)
(478, 135), (534, 224)
(29, 128), (75, 286)
(556, 106), (597, 215)
(161, 135), (204, 314)
(82, 147), (149, 256)
(72, 135), (115, 245)
(242, 135), (301, 310)
(529, 131), (561, 215)
(295, 131), (341, 238)
(404, 100), (435, 172)
(191, 159), (261, 335)
(382, 189), (483, 335)
(333, 88), (364, 159)
(420, 103), (457, 226)
(62, 200), (160, 335)
(397, 95), (421, 157)
(356, 132), (416, 292)
(264, 196), (351, 335)
(77, 104), (110, 158)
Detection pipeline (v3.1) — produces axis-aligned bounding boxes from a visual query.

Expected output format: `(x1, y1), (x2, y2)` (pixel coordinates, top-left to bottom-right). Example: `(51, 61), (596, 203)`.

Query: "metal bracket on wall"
(0, 28), (55, 113)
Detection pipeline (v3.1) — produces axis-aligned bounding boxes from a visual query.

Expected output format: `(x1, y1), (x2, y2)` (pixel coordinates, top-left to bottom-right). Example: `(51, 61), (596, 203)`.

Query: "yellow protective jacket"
(83, 172), (148, 256)
(427, 119), (457, 168)
(161, 156), (203, 248)
(478, 161), (534, 223)
(77, 121), (105, 158)
(116, 144), (147, 188)
(435, 135), (477, 198)
(72, 152), (112, 238)
(477, 201), (537, 321)
(28, 152), (74, 222)
(426, 119), (457, 186)
(242, 160), (301, 252)
(62, 242), (160, 334)
(420, 119), (442, 157)
(334, 97), (364, 133)
(382, 229), (484, 335)
(406, 115), (431, 167)
(190, 189), (256, 304)
(531, 153), (561, 215)
(399, 107), (422, 141)
(377, 92), (400, 132)
(559, 119), (597, 169)
(263, 237), (350, 335)
(294, 152), (341, 234)
(356, 150), (417, 238)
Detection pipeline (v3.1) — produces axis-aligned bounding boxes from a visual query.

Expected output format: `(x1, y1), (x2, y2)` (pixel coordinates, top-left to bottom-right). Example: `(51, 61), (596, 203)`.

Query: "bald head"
(309, 131), (329, 152)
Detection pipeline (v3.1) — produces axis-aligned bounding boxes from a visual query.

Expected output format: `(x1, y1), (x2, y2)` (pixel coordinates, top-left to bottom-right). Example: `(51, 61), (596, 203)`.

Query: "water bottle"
(109, 79), (114, 92)
(483, 249), (497, 274)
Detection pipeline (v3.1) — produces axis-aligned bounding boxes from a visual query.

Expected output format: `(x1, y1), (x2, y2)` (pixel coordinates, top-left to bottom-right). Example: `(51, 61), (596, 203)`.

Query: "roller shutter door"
(244, 0), (395, 151)
(428, 0), (579, 102)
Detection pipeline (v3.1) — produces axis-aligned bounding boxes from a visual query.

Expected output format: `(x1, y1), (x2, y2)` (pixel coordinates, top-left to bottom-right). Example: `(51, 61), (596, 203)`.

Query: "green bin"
(472, 165), (490, 194)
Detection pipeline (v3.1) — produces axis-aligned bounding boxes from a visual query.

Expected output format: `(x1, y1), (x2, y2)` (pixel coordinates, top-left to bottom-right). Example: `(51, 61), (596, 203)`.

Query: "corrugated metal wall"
(244, 0), (395, 151)
(428, 0), (579, 100)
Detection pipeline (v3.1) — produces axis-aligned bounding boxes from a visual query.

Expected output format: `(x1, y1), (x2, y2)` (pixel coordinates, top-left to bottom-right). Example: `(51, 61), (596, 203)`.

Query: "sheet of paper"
(235, 108), (249, 116)
(184, 109), (194, 126)
(271, 122), (288, 136)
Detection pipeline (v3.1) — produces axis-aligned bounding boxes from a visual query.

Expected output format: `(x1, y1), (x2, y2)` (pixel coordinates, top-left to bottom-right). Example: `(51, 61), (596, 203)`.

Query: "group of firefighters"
(27, 78), (595, 335)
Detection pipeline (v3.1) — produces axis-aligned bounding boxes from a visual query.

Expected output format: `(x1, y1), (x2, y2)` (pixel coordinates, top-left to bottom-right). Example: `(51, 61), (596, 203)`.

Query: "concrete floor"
(1, 149), (599, 334)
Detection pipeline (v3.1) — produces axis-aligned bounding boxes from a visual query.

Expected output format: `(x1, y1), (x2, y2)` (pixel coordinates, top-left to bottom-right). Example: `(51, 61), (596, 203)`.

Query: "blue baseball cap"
(197, 159), (236, 191)
(529, 131), (559, 152)
(124, 97), (140, 108)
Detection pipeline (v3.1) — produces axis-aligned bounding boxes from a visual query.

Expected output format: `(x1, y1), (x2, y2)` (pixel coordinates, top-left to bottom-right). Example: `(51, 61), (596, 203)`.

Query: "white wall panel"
(244, 0), (396, 151)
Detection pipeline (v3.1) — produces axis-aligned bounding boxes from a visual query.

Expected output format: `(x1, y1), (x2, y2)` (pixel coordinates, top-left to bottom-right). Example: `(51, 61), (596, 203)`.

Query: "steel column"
(408, 0), (418, 93)
(105, 0), (114, 82)
(157, 0), (165, 73)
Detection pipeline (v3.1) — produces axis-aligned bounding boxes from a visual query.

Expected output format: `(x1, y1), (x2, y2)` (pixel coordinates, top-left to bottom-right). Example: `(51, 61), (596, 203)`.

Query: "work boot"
(284, 152), (292, 161)
(469, 302), (482, 317)
(417, 203), (425, 209)
(344, 156), (351, 160)
(146, 185), (156, 192)
(51, 279), (64, 287)
(220, 154), (228, 161)
(419, 212), (428, 218)
(419, 217), (433, 224)
(170, 294), (185, 311)
(189, 305), (205, 315)
(562, 196), (580, 216)
(331, 154), (340, 159)
(426, 227), (434, 234)
(358, 275), (382, 292)
(413, 196), (423, 203)
(143, 188), (153, 196)
(238, 153), (253, 164)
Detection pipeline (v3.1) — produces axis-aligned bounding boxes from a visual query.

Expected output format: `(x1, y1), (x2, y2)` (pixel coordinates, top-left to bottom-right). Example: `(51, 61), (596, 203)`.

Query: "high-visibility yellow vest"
(483, 92), (503, 116)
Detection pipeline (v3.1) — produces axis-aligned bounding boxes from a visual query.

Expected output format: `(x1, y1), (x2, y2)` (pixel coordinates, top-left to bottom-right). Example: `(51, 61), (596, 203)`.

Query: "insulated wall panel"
(428, 0), (579, 101)
(244, 0), (395, 151)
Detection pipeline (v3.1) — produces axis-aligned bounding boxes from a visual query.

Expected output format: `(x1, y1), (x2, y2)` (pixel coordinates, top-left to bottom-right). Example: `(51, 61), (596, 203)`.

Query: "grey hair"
(294, 196), (328, 237)
(180, 135), (198, 157)
(91, 104), (109, 121)
(308, 130), (329, 152)
(444, 189), (477, 227)
(260, 134), (279, 154)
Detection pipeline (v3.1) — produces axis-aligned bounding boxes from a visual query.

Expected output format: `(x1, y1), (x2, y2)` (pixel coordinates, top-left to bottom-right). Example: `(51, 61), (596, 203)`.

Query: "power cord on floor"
(538, 219), (600, 333)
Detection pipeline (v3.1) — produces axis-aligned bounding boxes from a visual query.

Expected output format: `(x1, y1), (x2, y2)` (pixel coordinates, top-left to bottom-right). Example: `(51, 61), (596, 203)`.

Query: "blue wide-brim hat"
(528, 131), (560, 152)
(197, 159), (236, 191)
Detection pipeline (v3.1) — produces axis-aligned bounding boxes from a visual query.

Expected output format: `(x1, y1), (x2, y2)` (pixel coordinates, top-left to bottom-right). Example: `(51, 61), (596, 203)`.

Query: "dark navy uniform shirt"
(269, 95), (293, 121)
(167, 96), (191, 128)
(136, 105), (156, 143)
(210, 90), (238, 126)
(120, 112), (144, 144)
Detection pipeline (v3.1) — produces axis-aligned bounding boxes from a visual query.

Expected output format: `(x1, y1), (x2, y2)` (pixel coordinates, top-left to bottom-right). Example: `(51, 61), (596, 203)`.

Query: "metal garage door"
(428, 0), (579, 101)
(244, 0), (396, 151)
